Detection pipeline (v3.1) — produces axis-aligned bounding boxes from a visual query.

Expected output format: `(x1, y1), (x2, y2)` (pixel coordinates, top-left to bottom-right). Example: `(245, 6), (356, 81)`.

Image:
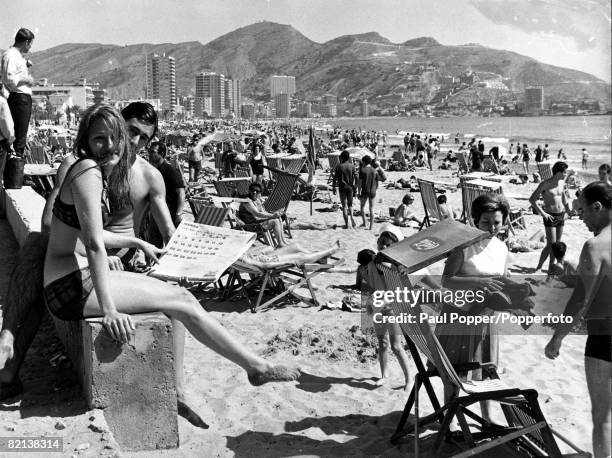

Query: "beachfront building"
(92, 88), (108, 106)
(195, 72), (225, 118)
(270, 75), (296, 98)
(524, 87), (545, 114)
(145, 53), (177, 114)
(32, 80), (95, 114)
(361, 100), (369, 117)
(230, 79), (241, 117)
(274, 93), (291, 118)
(319, 103), (337, 118)
(179, 95), (195, 118)
(194, 97), (213, 118)
(322, 94), (337, 106)
(297, 101), (312, 118)
(241, 103), (255, 120)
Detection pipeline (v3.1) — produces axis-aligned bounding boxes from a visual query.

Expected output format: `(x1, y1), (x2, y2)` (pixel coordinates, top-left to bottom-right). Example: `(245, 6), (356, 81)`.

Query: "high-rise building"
(323, 94), (337, 106)
(320, 104), (337, 117)
(270, 75), (296, 98)
(145, 54), (177, 113)
(195, 72), (225, 117)
(524, 87), (544, 113)
(297, 101), (312, 118)
(241, 103), (255, 120)
(274, 93), (291, 118)
(361, 100), (369, 117)
(231, 79), (241, 117)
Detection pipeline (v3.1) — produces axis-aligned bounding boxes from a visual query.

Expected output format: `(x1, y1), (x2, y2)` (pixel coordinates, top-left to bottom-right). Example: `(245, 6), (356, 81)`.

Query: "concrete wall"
(1, 186), (178, 451)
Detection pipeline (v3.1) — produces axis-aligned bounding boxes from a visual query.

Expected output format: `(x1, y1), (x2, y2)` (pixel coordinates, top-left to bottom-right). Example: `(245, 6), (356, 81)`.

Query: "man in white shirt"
(1, 28), (35, 156)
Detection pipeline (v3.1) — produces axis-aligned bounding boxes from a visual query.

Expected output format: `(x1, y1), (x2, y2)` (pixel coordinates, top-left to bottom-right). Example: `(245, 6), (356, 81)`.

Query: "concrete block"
(2, 187), (44, 247)
(52, 313), (179, 451)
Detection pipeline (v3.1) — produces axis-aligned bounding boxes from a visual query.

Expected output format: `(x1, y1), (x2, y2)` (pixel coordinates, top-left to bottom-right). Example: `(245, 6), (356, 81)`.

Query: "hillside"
(23, 21), (610, 106)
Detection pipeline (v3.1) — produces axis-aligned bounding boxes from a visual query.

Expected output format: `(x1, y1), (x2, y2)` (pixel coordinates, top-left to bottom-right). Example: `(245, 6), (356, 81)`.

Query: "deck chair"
(281, 156), (306, 175)
(262, 170), (299, 238)
(234, 166), (251, 178)
(194, 203), (229, 226)
(460, 180), (503, 224)
(326, 154), (340, 184)
(482, 158), (500, 174)
(214, 151), (224, 171)
(537, 162), (553, 181)
(417, 178), (444, 230)
(25, 144), (50, 165)
(456, 152), (470, 175)
(214, 177), (251, 198)
(377, 264), (590, 457)
(224, 254), (345, 312)
(392, 149), (409, 169)
(227, 206), (278, 247)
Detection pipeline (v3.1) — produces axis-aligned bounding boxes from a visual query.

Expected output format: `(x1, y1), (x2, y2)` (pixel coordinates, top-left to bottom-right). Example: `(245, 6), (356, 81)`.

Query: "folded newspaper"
(148, 221), (256, 282)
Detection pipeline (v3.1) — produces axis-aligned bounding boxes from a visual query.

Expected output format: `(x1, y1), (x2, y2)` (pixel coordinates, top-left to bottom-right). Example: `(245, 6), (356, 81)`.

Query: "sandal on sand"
(177, 400), (209, 429)
(248, 366), (301, 386)
(0, 378), (23, 402)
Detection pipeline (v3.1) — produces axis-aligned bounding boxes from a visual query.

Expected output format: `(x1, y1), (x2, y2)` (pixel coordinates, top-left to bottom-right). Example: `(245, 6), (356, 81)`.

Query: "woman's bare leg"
(82, 272), (299, 384)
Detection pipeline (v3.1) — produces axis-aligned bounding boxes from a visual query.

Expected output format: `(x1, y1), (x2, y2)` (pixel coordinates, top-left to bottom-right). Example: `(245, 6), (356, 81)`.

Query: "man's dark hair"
(598, 163), (611, 175)
(552, 161), (568, 175)
(150, 141), (167, 158)
(581, 181), (612, 209)
(248, 182), (263, 193)
(15, 28), (35, 43)
(340, 150), (350, 162)
(121, 102), (158, 137)
(437, 194), (447, 204)
(357, 249), (376, 266)
(471, 193), (509, 226)
(362, 155), (372, 165)
(551, 241), (567, 261)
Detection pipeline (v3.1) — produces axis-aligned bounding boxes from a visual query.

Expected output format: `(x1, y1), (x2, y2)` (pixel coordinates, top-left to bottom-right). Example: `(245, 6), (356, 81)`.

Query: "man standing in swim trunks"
(332, 149), (357, 229)
(358, 155), (386, 230)
(0, 103), (208, 428)
(529, 161), (571, 276)
(545, 181), (611, 458)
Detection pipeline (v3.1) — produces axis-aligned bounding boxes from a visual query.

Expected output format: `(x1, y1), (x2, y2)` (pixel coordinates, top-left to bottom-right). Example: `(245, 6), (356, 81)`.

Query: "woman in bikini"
(43, 105), (299, 386)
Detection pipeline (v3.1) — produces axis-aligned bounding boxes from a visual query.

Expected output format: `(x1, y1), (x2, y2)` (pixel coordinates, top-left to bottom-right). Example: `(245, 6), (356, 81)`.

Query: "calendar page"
(148, 221), (256, 282)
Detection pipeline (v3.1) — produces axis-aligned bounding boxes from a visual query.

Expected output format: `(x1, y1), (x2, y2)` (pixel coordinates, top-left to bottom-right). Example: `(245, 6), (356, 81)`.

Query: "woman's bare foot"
(247, 365), (301, 386)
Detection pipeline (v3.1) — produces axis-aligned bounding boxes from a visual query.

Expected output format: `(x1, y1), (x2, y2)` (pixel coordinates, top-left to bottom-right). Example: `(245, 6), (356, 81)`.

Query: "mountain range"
(23, 21), (611, 107)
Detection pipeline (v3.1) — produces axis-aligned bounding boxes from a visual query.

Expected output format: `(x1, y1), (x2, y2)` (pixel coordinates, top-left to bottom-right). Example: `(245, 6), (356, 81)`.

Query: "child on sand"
(394, 194), (421, 227)
(437, 194), (457, 220)
(549, 241), (578, 286)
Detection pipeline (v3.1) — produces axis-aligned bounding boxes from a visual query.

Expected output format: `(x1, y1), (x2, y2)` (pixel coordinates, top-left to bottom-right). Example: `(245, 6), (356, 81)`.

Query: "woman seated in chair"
(238, 182), (288, 247)
(438, 193), (511, 422)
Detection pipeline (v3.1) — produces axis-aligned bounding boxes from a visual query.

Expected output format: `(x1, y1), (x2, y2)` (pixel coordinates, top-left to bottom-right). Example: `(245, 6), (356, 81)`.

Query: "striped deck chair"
(392, 149), (408, 169)
(214, 178), (251, 198)
(263, 170), (300, 238)
(455, 151), (470, 175)
(187, 195), (213, 219)
(281, 156), (306, 175)
(194, 204), (229, 226)
(537, 162), (553, 181)
(417, 178), (444, 230)
(460, 179), (502, 225)
(326, 154), (340, 184)
(482, 157), (500, 174)
(234, 166), (251, 178)
(214, 151), (224, 172)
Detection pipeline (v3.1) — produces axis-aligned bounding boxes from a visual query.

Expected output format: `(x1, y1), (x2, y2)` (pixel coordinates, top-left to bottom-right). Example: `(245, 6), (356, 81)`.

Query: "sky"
(2, 0), (610, 81)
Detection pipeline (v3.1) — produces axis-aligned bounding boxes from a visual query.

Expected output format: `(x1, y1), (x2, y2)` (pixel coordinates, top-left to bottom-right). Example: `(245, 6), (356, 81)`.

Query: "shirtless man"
(545, 181), (611, 458)
(0, 103), (208, 427)
(529, 161), (571, 276)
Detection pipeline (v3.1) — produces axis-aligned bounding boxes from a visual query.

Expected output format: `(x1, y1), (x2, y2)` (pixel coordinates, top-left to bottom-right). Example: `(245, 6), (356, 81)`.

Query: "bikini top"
(52, 159), (111, 230)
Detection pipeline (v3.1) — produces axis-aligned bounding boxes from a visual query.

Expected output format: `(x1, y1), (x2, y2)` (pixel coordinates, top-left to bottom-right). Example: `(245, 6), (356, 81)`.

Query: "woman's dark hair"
(357, 249), (376, 266)
(340, 150), (350, 162)
(74, 104), (131, 211)
(248, 182), (263, 193)
(402, 193), (414, 205)
(471, 193), (509, 226)
(120, 102), (158, 138)
(361, 155), (372, 165)
(15, 28), (35, 43)
(551, 241), (567, 261)
(552, 161), (568, 175)
(581, 182), (612, 209)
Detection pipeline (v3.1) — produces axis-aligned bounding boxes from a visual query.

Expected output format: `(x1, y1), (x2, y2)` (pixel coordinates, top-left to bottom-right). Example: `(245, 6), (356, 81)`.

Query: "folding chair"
(194, 204), (229, 226)
(281, 156), (306, 175)
(460, 180), (502, 225)
(537, 162), (553, 181)
(482, 158), (500, 174)
(214, 178), (251, 198)
(224, 255), (345, 312)
(326, 153), (340, 184)
(456, 152), (470, 175)
(417, 178), (444, 230)
(234, 166), (251, 178)
(373, 255), (590, 457)
(262, 169), (300, 238)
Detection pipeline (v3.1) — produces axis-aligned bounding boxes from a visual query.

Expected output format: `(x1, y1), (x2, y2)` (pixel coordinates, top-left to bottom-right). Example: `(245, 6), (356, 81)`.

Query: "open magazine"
(148, 221), (256, 282)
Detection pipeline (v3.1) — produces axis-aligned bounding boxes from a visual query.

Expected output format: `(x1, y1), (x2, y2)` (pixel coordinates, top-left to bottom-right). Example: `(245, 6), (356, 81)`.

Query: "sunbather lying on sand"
(240, 241), (341, 269)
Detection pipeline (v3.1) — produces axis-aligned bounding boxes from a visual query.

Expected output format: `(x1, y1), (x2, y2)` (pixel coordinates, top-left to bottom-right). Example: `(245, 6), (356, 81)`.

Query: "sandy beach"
(0, 158), (601, 457)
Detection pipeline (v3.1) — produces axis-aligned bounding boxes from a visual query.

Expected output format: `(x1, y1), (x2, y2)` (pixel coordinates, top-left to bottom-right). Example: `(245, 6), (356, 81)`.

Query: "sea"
(326, 115), (611, 170)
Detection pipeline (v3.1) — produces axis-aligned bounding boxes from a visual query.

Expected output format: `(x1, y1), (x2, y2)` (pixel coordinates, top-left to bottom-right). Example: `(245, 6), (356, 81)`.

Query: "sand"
(0, 158), (601, 457)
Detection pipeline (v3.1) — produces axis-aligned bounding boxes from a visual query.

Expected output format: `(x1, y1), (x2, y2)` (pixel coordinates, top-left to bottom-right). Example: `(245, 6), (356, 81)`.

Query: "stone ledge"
(1, 186), (179, 451)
